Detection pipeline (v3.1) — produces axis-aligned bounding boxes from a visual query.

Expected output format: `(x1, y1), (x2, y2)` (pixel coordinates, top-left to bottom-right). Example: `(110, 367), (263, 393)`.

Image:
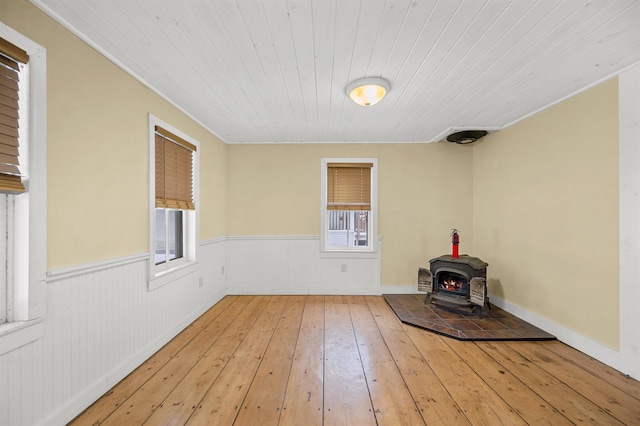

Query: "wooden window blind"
(155, 126), (196, 210)
(327, 163), (373, 211)
(0, 37), (28, 194)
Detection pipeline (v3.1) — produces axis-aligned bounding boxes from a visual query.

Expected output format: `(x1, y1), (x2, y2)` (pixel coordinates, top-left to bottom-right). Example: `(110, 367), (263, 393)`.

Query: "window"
(149, 116), (199, 288)
(0, 25), (46, 341)
(155, 208), (183, 265)
(321, 158), (377, 253)
(1, 37), (30, 325)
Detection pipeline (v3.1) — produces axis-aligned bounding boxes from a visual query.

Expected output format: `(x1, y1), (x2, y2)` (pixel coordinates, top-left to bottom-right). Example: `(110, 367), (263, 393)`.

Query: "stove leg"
(470, 304), (482, 319)
(424, 293), (432, 305)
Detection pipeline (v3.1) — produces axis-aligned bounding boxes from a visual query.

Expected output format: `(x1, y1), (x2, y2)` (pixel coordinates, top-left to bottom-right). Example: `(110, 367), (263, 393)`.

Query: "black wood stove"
(418, 254), (490, 318)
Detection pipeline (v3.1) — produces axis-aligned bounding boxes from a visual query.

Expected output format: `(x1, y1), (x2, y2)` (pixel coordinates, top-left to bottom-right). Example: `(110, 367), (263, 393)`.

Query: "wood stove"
(418, 254), (489, 318)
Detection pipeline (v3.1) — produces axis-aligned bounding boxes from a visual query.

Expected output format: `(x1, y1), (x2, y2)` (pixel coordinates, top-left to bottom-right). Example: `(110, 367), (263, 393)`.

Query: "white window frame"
(320, 158), (378, 255)
(0, 195), (10, 324)
(0, 24), (47, 354)
(154, 208), (188, 270)
(148, 114), (199, 290)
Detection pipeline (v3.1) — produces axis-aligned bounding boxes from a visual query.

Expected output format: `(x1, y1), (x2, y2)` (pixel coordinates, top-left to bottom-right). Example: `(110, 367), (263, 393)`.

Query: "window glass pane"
(327, 210), (368, 247)
(155, 209), (166, 265)
(167, 210), (184, 261)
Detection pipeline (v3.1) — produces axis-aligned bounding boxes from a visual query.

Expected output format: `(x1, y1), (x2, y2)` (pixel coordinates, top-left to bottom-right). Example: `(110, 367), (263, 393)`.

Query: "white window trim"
(148, 114), (199, 290)
(0, 23), (47, 354)
(320, 158), (378, 255)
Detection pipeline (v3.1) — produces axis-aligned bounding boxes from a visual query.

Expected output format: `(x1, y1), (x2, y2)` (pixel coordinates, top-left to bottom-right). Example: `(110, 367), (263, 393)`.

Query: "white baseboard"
(488, 294), (623, 374)
(380, 285), (422, 294)
(228, 286), (383, 296)
(39, 289), (226, 426)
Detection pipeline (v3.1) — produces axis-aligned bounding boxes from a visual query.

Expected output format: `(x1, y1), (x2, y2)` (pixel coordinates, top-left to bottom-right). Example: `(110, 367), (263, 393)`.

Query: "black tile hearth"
(384, 294), (556, 341)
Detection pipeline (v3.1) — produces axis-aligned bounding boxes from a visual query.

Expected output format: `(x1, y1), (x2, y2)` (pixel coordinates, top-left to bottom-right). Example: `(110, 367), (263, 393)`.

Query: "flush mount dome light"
(346, 77), (390, 107)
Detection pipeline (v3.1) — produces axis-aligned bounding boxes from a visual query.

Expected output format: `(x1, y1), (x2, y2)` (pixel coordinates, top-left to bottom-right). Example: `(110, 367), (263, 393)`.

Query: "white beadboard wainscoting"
(225, 236), (381, 295)
(0, 239), (226, 426)
(1, 229), (637, 425)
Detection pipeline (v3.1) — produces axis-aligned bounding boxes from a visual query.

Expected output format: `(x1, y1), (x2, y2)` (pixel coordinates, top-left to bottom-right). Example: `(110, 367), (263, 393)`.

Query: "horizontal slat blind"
(0, 37), (28, 194)
(327, 163), (372, 211)
(155, 126), (196, 210)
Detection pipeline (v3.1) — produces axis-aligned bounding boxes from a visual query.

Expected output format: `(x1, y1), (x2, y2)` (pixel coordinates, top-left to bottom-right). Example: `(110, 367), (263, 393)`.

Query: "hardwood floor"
(70, 295), (640, 425)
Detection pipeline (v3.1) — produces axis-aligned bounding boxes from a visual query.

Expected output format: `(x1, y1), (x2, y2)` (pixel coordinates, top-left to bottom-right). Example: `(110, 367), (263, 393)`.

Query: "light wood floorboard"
(70, 295), (640, 425)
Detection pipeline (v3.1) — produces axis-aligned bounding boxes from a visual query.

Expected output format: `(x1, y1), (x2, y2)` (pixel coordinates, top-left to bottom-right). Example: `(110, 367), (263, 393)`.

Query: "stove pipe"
(451, 229), (459, 258)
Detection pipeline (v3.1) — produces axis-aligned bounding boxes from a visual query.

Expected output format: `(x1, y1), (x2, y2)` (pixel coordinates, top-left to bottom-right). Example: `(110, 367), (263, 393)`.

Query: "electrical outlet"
(221, 266), (225, 275)
(341, 264), (347, 272)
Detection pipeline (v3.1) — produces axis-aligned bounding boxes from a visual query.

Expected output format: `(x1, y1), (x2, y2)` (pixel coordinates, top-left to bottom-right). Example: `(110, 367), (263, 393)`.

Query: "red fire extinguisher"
(451, 229), (459, 258)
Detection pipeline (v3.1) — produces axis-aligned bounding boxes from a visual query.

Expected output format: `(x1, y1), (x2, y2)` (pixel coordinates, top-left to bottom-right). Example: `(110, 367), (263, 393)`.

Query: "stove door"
(418, 268), (432, 293)
(469, 277), (486, 306)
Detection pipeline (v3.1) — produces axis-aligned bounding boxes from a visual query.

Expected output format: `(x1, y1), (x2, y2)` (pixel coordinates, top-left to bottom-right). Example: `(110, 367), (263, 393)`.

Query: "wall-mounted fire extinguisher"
(451, 229), (459, 258)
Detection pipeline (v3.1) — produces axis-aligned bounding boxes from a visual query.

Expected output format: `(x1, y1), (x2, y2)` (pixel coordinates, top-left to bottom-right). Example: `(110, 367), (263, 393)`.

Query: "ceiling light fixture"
(446, 130), (489, 144)
(346, 77), (389, 107)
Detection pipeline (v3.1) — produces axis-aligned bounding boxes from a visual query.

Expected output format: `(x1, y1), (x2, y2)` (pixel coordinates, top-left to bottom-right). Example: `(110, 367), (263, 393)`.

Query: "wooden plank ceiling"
(33, 0), (640, 143)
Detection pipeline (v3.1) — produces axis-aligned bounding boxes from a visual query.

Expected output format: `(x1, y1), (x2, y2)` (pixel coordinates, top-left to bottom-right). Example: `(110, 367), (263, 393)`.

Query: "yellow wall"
(2, 0), (227, 269)
(472, 79), (619, 349)
(227, 143), (474, 287)
(2, 0), (621, 347)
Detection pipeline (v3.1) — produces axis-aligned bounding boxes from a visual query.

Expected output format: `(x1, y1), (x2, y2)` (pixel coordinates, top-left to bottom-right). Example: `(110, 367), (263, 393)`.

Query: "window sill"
(0, 318), (45, 356)
(148, 260), (198, 291)
(320, 236), (381, 258)
(320, 249), (379, 259)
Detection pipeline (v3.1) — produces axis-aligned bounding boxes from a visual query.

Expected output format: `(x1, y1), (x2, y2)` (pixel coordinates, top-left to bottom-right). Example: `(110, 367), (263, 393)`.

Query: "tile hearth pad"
(384, 294), (556, 341)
